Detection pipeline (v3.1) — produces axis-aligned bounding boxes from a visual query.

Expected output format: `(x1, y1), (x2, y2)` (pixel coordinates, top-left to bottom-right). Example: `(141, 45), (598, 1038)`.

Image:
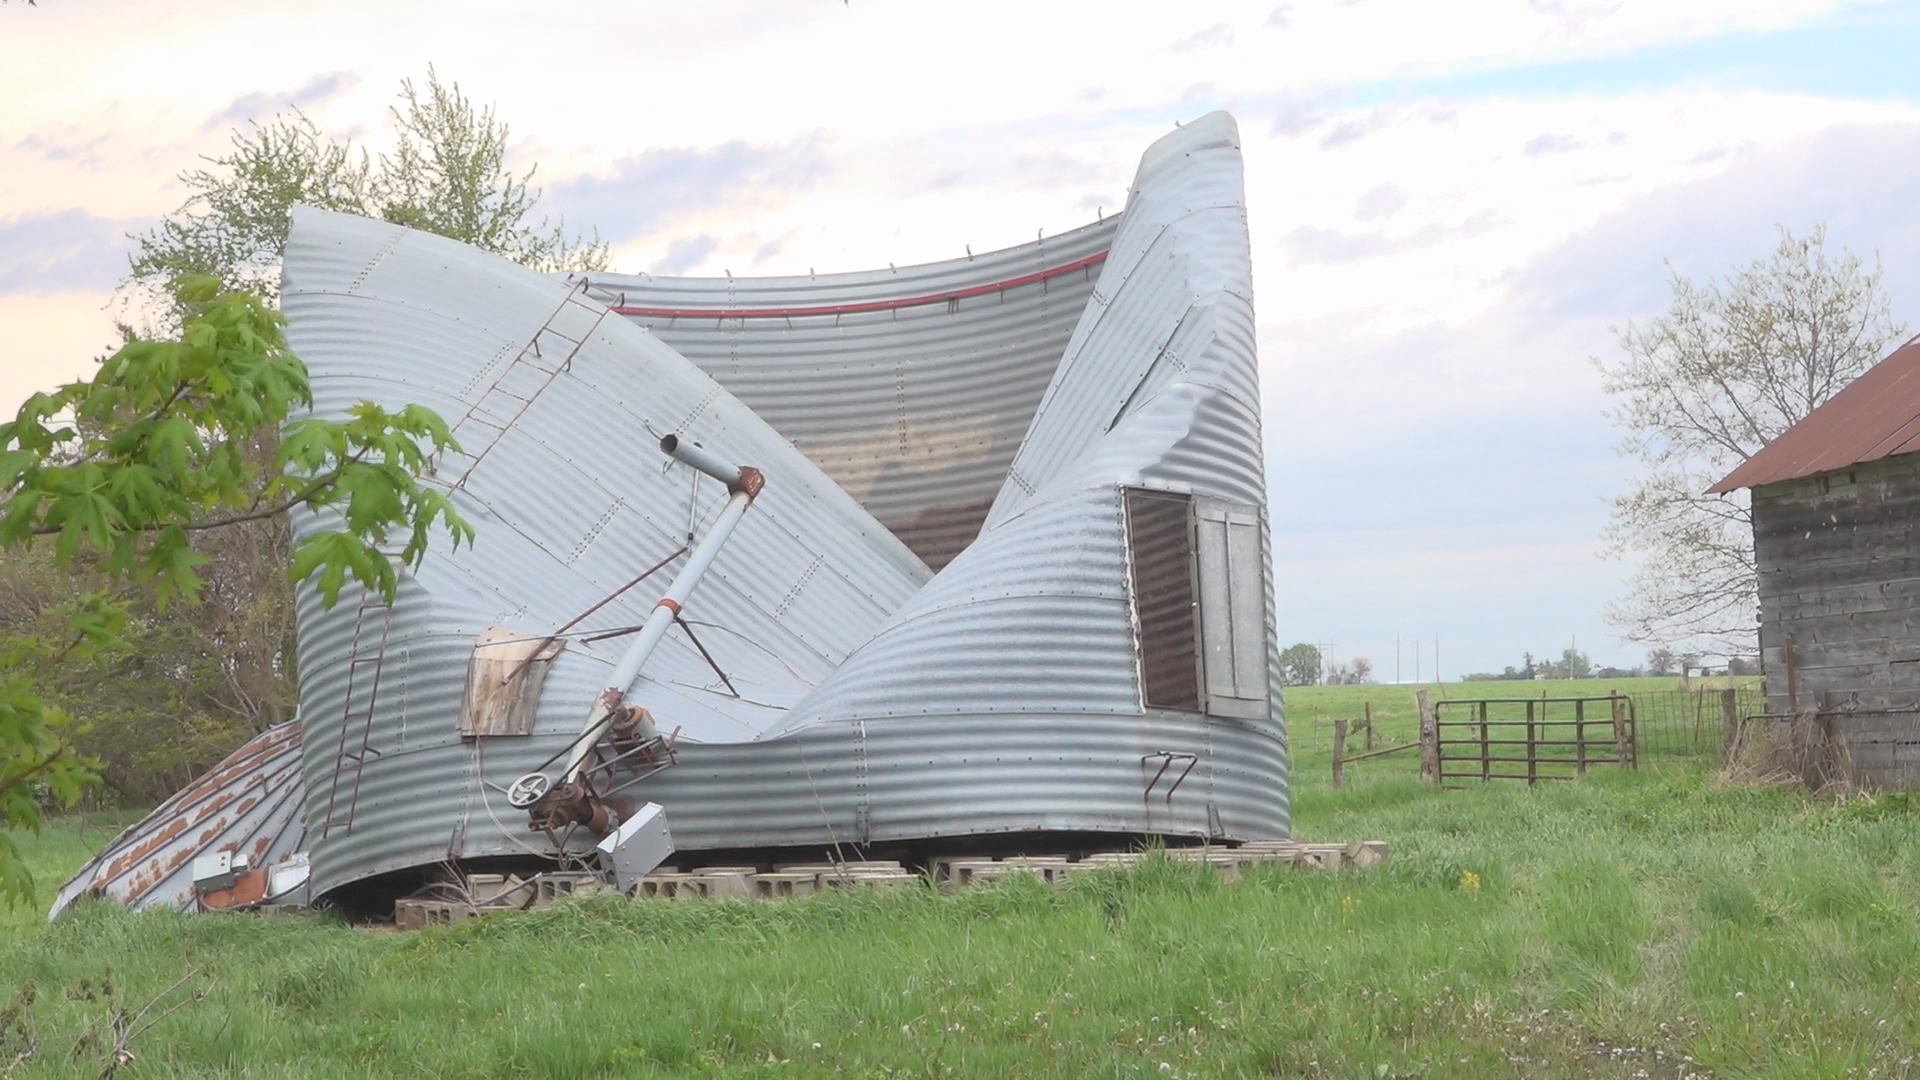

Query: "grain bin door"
(1194, 497), (1268, 719)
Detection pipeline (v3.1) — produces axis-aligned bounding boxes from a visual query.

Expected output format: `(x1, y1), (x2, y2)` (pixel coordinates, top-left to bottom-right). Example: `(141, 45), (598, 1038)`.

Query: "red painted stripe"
(605, 250), (1109, 320)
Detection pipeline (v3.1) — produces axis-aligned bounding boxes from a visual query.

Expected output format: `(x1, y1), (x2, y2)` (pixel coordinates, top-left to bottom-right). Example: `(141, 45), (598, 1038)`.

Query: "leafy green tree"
(1278, 642), (1322, 687)
(26, 67), (616, 820)
(128, 67), (607, 321)
(0, 277), (471, 904)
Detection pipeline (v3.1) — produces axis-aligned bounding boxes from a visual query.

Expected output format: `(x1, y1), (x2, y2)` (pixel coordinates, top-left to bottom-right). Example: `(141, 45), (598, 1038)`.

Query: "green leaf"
(175, 273), (221, 305)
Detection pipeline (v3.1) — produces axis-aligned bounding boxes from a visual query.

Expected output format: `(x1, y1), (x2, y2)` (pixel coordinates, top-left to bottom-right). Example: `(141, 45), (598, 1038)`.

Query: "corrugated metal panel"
(281, 207), (937, 895)
(50, 722), (306, 917)
(95, 111), (1286, 905)
(1710, 336), (1920, 492)
(763, 112), (1280, 746)
(636, 711), (1288, 849)
(580, 219), (1116, 571)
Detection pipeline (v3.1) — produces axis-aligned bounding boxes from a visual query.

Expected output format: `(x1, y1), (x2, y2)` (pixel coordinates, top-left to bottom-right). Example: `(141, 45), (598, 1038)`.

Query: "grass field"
(1284, 677), (1762, 787)
(4, 751), (1918, 1078)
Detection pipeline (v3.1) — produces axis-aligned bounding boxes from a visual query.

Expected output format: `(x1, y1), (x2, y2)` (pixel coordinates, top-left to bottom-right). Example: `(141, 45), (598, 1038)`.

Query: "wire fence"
(1634, 686), (1766, 760)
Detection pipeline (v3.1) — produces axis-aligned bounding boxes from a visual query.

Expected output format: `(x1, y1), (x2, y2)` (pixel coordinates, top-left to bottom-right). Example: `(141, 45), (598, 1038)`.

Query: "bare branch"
(1596, 225), (1905, 656)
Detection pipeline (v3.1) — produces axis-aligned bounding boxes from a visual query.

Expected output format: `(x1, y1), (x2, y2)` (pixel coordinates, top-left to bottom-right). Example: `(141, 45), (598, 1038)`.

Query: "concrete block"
(637, 873), (702, 899)
(694, 871), (754, 898)
(394, 898), (478, 930)
(943, 860), (1006, 890)
(464, 873), (531, 907)
(824, 871), (918, 889)
(752, 872), (819, 898)
(532, 872), (607, 906)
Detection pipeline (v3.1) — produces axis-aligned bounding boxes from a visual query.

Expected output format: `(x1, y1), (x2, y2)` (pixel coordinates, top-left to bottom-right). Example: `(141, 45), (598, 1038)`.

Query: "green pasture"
(1284, 676), (1763, 787)
(4, 752), (1916, 1078)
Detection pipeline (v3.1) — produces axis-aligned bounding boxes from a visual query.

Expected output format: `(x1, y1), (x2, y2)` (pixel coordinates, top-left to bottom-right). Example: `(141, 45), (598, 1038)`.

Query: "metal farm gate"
(1426, 694), (1636, 785)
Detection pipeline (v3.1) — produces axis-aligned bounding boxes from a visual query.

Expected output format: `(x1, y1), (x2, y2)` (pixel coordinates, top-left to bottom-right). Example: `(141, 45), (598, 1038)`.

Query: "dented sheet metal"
(580, 218), (1117, 572)
(59, 112), (1288, 913)
(50, 722), (307, 918)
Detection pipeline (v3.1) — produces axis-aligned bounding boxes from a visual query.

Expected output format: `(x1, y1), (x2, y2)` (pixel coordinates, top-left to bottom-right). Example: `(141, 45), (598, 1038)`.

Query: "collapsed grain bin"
(53, 111), (1288, 917)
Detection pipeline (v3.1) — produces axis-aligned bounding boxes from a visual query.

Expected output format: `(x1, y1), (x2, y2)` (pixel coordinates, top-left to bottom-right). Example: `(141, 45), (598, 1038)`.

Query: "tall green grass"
(3, 765), (1917, 1077)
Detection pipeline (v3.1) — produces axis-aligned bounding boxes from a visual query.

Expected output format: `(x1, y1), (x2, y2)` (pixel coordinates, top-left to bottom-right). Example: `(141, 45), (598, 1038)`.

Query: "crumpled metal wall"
(56, 112), (1287, 911)
(765, 112), (1282, 741)
(279, 206), (935, 896)
(577, 219), (1117, 571)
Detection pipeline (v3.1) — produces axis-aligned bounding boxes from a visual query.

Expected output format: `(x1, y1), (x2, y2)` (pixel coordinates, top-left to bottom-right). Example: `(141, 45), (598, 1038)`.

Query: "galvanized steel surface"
(281, 203), (941, 895)
(1711, 336), (1920, 492)
(578, 219), (1117, 571)
(50, 722), (306, 917)
(76, 112), (1288, 907)
(762, 111), (1280, 746)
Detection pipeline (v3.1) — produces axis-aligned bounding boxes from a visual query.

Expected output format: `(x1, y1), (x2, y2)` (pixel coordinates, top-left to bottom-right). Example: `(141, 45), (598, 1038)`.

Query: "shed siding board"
(1753, 451), (1920, 786)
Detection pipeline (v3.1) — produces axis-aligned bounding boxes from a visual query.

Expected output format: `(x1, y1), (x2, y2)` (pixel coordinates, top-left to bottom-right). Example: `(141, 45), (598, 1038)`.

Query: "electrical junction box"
(191, 850), (250, 893)
(596, 803), (674, 893)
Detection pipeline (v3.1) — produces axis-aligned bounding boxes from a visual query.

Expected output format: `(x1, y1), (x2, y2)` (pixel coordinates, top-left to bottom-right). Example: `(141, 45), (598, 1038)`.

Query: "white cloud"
(0, 0), (1913, 673)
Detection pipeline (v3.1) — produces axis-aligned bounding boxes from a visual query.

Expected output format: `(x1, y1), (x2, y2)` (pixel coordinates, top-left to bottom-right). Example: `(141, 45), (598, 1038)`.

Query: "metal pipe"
(661, 434), (763, 496)
(562, 486), (756, 781)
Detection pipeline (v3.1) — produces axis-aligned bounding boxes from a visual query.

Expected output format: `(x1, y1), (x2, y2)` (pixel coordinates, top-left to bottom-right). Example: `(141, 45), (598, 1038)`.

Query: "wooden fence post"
(1332, 719), (1347, 789)
(1720, 688), (1739, 763)
(1417, 690), (1438, 783)
(1363, 702), (1374, 751)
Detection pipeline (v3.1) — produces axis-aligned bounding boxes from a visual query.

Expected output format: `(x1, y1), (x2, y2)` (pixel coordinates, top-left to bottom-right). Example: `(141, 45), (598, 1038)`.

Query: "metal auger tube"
(558, 441), (763, 785)
(660, 433), (764, 496)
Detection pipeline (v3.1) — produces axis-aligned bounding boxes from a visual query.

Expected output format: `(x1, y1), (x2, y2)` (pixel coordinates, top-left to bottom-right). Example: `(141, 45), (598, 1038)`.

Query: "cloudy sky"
(6, 0), (1920, 678)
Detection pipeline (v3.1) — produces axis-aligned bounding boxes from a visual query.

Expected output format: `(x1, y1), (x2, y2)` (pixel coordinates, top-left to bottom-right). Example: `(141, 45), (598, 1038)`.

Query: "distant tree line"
(1462, 647), (1759, 682)
(1277, 643), (1373, 686)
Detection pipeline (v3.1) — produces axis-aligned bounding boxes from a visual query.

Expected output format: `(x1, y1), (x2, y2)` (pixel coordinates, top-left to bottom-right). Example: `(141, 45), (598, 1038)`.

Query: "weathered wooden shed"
(1712, 337), (1920, 787)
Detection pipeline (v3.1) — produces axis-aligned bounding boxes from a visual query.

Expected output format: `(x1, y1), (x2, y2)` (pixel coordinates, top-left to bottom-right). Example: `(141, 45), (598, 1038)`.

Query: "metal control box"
(595, 803), (675, 892)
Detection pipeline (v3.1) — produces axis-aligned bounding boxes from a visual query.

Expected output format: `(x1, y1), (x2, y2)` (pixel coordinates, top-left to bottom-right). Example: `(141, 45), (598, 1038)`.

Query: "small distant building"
(1712, 337), (1920, 787)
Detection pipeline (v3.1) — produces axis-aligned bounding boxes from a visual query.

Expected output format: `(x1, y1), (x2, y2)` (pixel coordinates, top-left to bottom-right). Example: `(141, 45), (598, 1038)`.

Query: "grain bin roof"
(1709, 336), (1920, 493)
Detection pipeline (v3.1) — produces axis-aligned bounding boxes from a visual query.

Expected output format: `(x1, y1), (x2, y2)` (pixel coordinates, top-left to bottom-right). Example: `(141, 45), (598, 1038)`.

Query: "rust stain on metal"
(52, 722), (307, 917)
(101, 817), (188, 880)
(191, 792), (236, 824)
(200, 868), (269, 909)
(1713, 336), (1920, 491)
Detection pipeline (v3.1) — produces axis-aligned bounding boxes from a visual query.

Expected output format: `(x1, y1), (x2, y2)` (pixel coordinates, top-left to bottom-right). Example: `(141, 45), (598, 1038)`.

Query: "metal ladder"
(319, 592), (394, 838)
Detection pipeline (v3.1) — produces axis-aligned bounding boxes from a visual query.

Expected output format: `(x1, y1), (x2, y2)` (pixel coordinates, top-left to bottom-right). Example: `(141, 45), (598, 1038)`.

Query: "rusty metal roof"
(50, 722), (305, 918)
(1710, 336), (1920, 492)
